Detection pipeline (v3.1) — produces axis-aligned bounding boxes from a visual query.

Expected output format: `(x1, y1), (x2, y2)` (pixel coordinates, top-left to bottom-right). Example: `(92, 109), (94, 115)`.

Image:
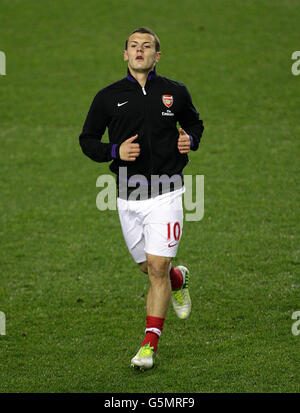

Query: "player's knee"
(147, 257), (170, 279)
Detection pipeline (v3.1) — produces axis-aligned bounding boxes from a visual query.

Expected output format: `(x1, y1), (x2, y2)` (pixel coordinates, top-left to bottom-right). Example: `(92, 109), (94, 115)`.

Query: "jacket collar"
(126, 67), (158, 83)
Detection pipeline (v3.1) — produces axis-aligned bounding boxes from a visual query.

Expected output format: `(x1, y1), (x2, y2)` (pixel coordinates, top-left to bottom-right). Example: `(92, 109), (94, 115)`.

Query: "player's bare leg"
(138, 259), (191, 318)
(131, 255), (171, 370)
(146, 254), (171, 318)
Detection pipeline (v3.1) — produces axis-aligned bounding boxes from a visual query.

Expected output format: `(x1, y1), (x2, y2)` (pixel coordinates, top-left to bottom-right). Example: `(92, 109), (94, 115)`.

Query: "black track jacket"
(79, 69), (204, 196)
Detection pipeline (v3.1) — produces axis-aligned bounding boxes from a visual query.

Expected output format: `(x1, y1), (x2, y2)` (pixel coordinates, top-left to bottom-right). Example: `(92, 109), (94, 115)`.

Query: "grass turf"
(0, 0), (299, 392)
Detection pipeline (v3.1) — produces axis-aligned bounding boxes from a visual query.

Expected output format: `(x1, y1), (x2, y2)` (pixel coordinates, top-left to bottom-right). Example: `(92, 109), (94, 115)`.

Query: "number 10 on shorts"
(167, 222), (181, 247)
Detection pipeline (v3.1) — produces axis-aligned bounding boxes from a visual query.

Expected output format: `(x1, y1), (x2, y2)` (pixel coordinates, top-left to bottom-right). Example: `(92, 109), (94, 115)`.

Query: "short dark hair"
(125, 27), (160, 52)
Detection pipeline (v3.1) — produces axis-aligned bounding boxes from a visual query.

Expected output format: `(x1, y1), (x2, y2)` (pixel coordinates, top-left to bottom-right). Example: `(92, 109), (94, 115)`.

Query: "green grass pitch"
(0, 0), (299, 392)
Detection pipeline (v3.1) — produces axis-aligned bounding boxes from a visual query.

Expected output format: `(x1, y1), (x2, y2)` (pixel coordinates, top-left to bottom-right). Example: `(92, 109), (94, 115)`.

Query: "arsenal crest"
(162, 95), (173, 108)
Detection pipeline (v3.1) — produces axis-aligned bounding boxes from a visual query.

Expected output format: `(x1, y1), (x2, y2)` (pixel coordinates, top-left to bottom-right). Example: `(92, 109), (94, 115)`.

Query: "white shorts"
(117, 187), (185, 263)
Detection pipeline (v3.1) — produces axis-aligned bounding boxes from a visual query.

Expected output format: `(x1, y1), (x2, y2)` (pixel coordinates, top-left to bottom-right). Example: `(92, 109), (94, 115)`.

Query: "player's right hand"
(119, 134), (140, 161)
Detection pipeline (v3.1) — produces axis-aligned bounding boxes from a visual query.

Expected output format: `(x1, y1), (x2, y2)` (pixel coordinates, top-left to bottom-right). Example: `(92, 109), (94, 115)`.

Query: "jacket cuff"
(188, 135), (194, 149)
(111, 143), (119, 159)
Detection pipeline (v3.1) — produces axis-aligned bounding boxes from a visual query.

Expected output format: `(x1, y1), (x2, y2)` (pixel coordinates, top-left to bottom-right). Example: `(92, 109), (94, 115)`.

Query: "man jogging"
(79, 27), (204, 370)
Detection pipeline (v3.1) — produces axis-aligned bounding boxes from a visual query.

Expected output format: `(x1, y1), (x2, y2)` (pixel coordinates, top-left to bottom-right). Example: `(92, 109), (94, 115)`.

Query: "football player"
(79, 27), (204, 370)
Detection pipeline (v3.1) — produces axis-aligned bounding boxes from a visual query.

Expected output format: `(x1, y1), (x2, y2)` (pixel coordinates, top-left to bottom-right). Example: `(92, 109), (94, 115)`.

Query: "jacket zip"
(141, 84), (153, 179)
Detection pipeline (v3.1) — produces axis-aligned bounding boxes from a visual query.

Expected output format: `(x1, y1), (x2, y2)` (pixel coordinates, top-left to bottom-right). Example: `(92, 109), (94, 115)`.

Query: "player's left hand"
(177, 128), (191, 154)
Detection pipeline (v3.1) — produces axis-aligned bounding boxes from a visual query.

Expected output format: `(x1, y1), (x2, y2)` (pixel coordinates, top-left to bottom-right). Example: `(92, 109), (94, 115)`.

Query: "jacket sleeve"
(79, 90), (119, 162)
(178, 85), (204, 151)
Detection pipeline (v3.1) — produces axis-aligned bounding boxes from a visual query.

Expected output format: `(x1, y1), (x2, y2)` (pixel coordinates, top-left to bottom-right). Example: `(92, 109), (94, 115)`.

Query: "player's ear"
(155, 51), (162, 63)
(123, 50), (128, 62)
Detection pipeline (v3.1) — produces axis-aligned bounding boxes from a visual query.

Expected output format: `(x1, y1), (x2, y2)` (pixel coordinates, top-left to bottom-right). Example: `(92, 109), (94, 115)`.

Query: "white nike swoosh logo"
(117, 101), (128, 107)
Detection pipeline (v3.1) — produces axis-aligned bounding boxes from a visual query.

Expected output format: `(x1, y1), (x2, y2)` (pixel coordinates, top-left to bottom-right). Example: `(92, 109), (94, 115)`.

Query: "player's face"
(124, 33), (161, 73)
